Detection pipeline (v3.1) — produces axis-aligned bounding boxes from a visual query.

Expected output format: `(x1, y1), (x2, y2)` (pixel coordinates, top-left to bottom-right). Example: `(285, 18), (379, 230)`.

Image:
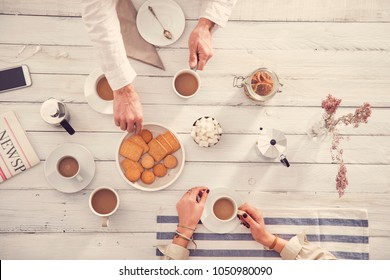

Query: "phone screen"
(0, 67), (27, 92)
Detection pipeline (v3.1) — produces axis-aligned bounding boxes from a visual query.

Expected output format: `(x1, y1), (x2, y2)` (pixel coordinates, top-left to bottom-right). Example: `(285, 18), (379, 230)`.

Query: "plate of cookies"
(116, 122), (185, 191)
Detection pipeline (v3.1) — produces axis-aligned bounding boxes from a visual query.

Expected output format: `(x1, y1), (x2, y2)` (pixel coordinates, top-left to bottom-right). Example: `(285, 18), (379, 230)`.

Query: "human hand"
(188, 18), (215, 70)
(176, 187), (210, 229)
(113, 84), (143, 134)
(238, 203), (275, 247)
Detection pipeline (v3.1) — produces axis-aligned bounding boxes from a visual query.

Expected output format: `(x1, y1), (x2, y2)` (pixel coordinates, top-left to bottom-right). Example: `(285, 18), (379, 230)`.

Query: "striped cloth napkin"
(156, 208), (369, 260)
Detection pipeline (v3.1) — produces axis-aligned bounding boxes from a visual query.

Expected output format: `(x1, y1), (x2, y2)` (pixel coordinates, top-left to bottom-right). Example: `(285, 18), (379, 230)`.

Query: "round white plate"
(116, 122), (185, 191)
(44, 143), (96, 193)
(201, 187), (243, 234)
(84, 68), (113, 115)
(136, 0), (185, 46)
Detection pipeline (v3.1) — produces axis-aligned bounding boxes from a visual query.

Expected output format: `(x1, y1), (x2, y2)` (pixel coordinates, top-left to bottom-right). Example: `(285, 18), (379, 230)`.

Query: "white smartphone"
(0, 64), (32, 93)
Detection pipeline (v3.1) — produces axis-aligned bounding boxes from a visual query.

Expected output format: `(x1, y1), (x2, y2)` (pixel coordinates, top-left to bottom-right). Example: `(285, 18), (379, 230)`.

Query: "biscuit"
(125, 167), (141, 182)
(157, 135), (173, 154)
(141, 129), (153, 143)
(141, 155), (155, 169)
(148, 138), (168, 162)
(141, 170), (155, 185)
(135, 161), (145, 173)
(129, 135), (149, 154)
(120, 140), (143, 162)
(153, 163), (167, 177)
(122, 159), (144, 176)
(121, 158), (138, 172)
(162, 131), (180, 153)
(163, 154), (178, 169)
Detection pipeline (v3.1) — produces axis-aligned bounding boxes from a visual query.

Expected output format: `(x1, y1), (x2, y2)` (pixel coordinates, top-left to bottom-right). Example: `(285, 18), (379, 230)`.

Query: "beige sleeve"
(280, 233), (337, 260)
(157, 244), (190, 260)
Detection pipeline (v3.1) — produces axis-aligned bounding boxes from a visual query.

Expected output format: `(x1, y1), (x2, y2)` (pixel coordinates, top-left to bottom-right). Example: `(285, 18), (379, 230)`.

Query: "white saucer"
(136, 0), (185, 46)
(84, 69), (113, 115)
(201, 187), (243, 234)
(44, 143), (95, 193)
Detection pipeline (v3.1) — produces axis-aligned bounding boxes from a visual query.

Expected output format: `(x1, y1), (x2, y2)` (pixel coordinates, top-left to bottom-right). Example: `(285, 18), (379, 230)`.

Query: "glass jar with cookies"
(233, 68), (282, 102)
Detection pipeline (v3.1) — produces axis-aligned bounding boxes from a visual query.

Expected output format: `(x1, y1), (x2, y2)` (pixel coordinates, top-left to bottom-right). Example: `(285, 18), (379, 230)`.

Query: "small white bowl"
(191, 116), (222, 147)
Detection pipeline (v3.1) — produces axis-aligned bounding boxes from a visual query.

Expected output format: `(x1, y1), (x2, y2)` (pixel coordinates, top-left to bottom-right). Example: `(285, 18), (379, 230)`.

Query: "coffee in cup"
(213, 195), (246, 223)
(96, 76), (114, 101)
(173, 69), (200, 98)
(57, 156), (83, 182)
(89, 186), (119, 227)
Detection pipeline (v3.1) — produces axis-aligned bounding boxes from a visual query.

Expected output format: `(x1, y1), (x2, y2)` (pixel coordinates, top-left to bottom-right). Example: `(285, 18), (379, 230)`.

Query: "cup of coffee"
(173, 69), (201, 98)
(56, 156), (83, 182)
(95, 75), (114, 101)
(212, 196), (245, 222)
(89, 186), (120, 227)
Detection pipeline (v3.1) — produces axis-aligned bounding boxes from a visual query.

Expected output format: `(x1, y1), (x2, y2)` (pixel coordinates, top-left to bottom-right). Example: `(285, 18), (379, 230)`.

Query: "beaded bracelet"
(177, 224), (196, 231)
(269, 235), (279, 250)
(175, 230), (197, 249)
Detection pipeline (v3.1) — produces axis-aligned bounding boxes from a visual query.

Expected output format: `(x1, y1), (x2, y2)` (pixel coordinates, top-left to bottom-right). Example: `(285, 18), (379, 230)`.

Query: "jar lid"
(40, 98), (66, 124)
(245, 68), (280, 102)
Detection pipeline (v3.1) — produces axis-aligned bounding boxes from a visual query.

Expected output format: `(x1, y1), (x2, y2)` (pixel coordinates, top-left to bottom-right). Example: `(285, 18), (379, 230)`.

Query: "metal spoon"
(148, 6), (172, 40)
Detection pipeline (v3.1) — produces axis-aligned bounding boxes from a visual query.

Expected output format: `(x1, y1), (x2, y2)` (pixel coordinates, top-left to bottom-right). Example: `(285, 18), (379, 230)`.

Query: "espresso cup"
(89, 186), (120, 227)
(212, 195), (245, 222)
(56, 155), (83, 182)
(172, 69), (201, 98)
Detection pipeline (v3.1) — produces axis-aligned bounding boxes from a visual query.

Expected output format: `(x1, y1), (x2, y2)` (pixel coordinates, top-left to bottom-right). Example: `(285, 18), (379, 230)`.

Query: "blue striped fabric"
(157, 215), (369, 227)
(156, 209), (369, 260)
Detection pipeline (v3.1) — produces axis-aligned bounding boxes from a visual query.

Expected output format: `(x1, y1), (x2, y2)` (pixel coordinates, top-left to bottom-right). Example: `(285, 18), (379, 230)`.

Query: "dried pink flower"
(336, 162), (348, 198)
(319, 95), (372, 197)
(321, 94), (341, 116)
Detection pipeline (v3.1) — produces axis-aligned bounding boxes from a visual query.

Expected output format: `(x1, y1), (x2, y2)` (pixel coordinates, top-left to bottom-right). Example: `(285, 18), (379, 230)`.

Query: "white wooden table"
(1, 0), (389, 259)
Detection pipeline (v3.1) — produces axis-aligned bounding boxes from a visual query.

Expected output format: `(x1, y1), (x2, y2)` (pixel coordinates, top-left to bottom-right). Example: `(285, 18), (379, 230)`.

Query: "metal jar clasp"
(233, 76), (246, 88)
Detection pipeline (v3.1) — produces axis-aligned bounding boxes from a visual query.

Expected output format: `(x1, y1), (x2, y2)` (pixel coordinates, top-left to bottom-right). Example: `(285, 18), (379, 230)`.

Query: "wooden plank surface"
(2, 15), (390, 51)
(0, 0), (389, 260)
(1, 74), (390, 107)
(0, 103), (388, 134)
(1, 233), (389, 260)
(0, 190), (388, 235)
(1, 0), (390, 22)
(2, 162), (389, 194)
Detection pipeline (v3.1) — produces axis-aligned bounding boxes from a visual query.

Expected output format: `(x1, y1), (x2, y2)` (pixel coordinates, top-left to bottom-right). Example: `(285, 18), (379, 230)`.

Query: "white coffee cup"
(56, 155), (83, 182)
(172, 69), (201, 99)
(89, 186), (120, 227)
(212, 195), (245, 222)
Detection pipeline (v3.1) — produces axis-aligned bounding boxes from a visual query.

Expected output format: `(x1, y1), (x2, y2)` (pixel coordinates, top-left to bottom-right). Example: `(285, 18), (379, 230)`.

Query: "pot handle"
(233, 76), (246, 88)
(60, 119), (75, 135)
(278, 82), (284, 93)
(280, 154), (290, 168)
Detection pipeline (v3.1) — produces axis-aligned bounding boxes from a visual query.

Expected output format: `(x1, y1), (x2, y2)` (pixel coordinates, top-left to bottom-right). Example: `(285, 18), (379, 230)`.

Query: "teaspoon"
(148, 6), (173, 40)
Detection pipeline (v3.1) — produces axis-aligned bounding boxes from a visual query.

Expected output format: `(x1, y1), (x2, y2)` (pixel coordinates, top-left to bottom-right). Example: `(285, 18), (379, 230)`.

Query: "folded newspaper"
(0, 111), (40, 183)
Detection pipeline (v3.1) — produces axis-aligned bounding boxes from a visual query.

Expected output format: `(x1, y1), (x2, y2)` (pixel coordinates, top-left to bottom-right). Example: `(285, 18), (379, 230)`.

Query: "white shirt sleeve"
(200, 0), (238, 27)
(81, 0), (137, 90)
